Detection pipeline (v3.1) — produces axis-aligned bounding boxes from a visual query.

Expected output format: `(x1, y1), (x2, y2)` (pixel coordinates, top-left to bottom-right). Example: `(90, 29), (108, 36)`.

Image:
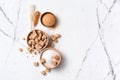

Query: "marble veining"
(0, 0), (120, 80)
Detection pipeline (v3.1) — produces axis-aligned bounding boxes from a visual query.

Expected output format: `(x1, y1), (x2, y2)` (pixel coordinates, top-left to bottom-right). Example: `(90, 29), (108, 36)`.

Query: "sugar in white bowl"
(40, 48), (61, 68)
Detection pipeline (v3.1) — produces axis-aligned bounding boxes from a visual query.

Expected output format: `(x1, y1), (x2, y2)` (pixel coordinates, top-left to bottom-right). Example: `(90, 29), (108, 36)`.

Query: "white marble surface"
(0, 0), (120, 80)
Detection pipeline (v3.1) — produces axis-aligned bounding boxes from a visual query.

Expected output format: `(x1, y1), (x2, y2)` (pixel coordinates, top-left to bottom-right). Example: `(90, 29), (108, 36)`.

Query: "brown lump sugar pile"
(27, 30), (48, 52)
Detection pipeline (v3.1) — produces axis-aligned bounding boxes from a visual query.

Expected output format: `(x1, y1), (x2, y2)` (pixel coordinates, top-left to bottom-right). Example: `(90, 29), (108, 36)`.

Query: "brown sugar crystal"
(41, 70), (46, 75)
(50, 35), (56, 41)
(45, 67), (51, 72)
(19, 48), (23, 52)
(51, 61), (58, 66)
(54, 34), (61, 38)
(34, 62), (39, 67)
(27, 47), (34, 53)
(50, 34), (61, 43)
(40, 58), (46, 64)
(54, 55), (60, 60)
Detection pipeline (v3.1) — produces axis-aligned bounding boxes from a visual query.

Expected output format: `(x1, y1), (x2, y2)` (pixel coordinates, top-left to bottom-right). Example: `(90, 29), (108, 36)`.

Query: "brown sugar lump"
(27, 30), (49, 52)
(34, 62), (39, 67)
(54, 55), (60, 60)
(27, 47), (34, 53)
(41, 70), (46, 75)
(40, 58), (46, 64)
(51, 61), (58, 66)
(41, 12), (56, 27)
(35, 44), (42, 51)
(54, 34), (61, 39)
(19, 48), (23, 52)
(50, 34), (61, 43)
(45, 67), (51, 72)
(40, 48), (61, 68)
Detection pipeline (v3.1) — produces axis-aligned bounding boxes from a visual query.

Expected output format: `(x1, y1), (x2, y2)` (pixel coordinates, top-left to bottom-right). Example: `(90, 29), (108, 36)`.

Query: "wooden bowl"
(27, 29), (49, 51)
(40, 12), (56, 28)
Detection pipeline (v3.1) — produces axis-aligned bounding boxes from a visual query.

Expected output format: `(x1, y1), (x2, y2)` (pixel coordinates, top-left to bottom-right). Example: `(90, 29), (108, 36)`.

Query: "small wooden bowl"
(27, 29), (49, 51)
(40, 47), (62, 69)
(40, 12), (56, 28)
